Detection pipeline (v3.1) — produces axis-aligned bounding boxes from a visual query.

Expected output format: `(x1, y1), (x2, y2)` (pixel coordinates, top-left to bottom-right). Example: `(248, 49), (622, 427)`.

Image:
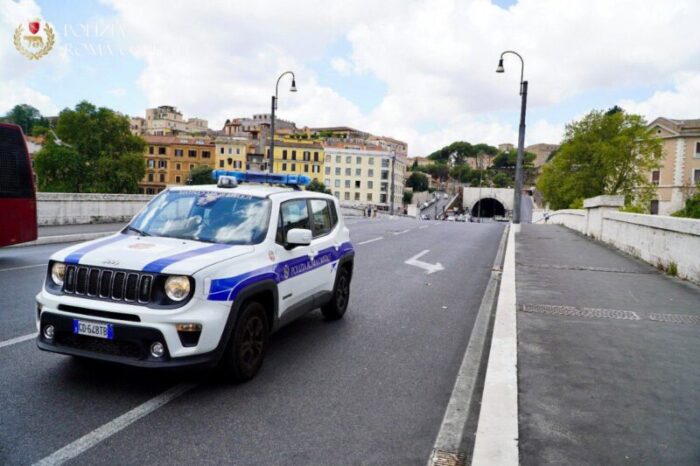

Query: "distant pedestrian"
(544, 212), (550, 224)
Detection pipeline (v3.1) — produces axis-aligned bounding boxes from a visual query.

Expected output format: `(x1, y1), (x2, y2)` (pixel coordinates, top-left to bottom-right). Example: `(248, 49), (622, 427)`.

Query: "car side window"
(277, 199), (311, 244)
(309, 199), (333, 237)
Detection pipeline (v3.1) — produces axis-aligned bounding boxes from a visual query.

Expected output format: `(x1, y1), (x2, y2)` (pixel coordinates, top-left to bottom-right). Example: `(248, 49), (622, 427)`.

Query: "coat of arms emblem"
(14, 18), (54, 60)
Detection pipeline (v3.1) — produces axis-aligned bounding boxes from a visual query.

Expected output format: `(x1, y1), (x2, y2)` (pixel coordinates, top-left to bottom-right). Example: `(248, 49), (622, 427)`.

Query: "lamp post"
(496, 50), (527, 225)
(389, 150), (396, 215)
(269, 71), (297, 173)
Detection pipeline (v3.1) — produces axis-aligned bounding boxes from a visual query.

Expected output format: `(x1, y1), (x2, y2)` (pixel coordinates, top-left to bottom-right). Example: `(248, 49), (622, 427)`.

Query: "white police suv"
(36, 171), (354, 381)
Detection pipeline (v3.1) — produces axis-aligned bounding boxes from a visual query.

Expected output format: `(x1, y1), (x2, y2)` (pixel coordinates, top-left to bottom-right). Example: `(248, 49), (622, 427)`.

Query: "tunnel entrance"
(471, 198), (506, 218)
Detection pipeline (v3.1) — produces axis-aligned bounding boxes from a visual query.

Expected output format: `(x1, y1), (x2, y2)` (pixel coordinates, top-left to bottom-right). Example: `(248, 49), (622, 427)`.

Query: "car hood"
(53, 233), (255, 275)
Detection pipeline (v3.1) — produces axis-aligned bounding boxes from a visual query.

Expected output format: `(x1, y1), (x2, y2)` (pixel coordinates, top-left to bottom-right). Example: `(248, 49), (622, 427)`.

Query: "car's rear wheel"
(321, 267), (351, 320)
(221, 301), (269, 383)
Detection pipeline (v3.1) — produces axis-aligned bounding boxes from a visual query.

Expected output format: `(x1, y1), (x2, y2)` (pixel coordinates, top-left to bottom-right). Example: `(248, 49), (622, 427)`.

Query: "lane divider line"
(393, 229), (411, 236)
(471, 225), (518, 465)
(358, 237), (383, 245)
(0, 264), (46, 273)
(32, 383), (197, 466)
(0, 332), (37, 349)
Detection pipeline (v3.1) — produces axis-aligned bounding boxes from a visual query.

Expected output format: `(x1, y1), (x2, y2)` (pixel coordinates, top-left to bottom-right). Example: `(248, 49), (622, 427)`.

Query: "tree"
(188, 165), (213, 185)
(402, 190), (413, 205)
(306, 179), (332, 194)
(491, 150), (536, 169)
(671, 186), (700, 219)
(34, 101), (146, 193)
(406, 172), (429, 192)
(2, 104), (47, 134)
(537, 109), (662, 210)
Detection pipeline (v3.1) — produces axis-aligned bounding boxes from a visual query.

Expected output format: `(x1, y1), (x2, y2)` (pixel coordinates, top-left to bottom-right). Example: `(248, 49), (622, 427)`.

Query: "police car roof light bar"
(211, 170), (311, 188)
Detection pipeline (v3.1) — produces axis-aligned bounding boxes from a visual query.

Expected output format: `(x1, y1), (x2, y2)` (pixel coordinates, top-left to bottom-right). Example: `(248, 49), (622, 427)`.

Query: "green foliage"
(491, 150), (536, 169)
(2, 104), (48, 134)
(419, 162), (450, 181)
(427, 141), (497, 165)
(402, 190), (413, 205)
(671, 189), (700, 219)
(188, 165), (213, 185)
(34, 101), (146, 193)
(406, 172), (429, 192)
(537, 108), (662, 210)
(306, 179), (332, 194)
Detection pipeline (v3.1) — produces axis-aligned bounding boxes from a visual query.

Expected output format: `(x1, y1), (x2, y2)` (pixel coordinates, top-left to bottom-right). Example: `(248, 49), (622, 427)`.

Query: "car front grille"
(63, 265), (154, 304)
(55, 333), (143, 359)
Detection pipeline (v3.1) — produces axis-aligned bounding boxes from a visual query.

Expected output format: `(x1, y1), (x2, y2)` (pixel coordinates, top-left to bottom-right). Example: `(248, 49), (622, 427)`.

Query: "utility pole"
(268, 71), (297, 174)
(389, 150), (396, 215)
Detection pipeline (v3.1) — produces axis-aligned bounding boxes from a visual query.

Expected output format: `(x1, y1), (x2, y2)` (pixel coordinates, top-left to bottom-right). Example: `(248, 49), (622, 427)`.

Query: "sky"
(2, 0), (699, 156)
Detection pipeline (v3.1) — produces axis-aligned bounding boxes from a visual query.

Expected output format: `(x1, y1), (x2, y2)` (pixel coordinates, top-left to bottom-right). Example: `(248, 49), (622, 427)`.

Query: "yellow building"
(646, 117), (700, 215)
(323, 144), (406, 209)
(214, 136), (248, 171)
(269, 140), (324, 179)
(140, 135), (215, 194)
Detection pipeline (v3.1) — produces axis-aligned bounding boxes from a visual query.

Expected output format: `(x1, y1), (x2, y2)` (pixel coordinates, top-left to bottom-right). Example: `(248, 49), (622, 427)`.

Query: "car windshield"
(128, 190), (271, 245)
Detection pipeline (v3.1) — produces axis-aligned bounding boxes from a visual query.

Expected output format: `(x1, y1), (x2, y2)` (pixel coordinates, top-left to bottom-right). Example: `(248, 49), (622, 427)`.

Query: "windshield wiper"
(124, 225), (150, 237)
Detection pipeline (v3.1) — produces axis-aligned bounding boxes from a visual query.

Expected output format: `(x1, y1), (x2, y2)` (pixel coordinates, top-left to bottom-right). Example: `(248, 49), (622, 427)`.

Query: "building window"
(282, 163), (287, 171)
(354, 192), (360, 201)
(344, 192), (350, 200)
(368, 158), (374, 165)
(190, 164), (195, 170)
(159, 174), (165, 182)
(147, 159), (155, 169)
(148, 146), (154, 154)
(368, 169), (374, 177)
(355, 168), (361, 176)
(650, 200), (659, 215)
(220, 147), (224, 154)
(325, 166), (331, 175)
(188, 150), (196, 157)
(175, 149), (183, 157)
(345, 168), (351, 176)
(176, 176), (181, 183)
(283, 150), (288, 160)
(147, 173), (153, 182)
(158, 160), (167, 169)
(368, 181), (373, 189)
(158, 147), (166, 155)
(356, 156), (362, 164)
(696, 142), (700, 157)
(176, 163), (181, 170)
(303, 151), (310, 161)
(236, 148), (240, 155)
(314, 152), (319, 162)
(381, 159), (389, 168)
(312, 165), (320, 173)
(202, 151), (211, 158)
(335, 155), (341, 163)
(228, 148), (232, 155)
(292, 150), (297, 161)
(334, 191), (340, 198)
(335, 167), (341, 175)
(651, 170), (660, 185)
(325, 178), (331, 186)
(304, 164), (310, 173)
(219, 160), (224, 168)
(367, 193), (373, 201)
(380, 194), (387, 203)
(355, 180), (361, 188)
(345, 180), (351, 188)
(291, 163), (296, 171)
(335, 180), (340, 187)
(694, 169), (700, 184)
(346, 156), (352, 164)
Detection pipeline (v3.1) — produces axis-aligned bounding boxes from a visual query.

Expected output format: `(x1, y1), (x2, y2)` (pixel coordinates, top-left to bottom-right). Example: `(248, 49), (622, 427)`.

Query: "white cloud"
(618, 72), (700, 121)
(101, 0), (700, 155)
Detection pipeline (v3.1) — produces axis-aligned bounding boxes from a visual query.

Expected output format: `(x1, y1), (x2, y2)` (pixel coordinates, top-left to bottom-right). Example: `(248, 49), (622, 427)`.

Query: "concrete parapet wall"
(37, 193), (152, 226)
(548, 198), (700, 284)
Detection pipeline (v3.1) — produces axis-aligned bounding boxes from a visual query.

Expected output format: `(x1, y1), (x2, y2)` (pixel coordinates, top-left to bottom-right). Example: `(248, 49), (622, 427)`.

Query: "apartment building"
(647, 117), (700, 215)
(323, 145), (406, 210)
(525, 143), (560, 168)
(140, 135), (215, 194)
(214, 136), (247, 171)
(130, 106), (209, 136)
(269, 140), (324, 178)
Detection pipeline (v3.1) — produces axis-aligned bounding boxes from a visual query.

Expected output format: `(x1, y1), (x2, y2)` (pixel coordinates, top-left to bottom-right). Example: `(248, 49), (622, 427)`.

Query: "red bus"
(0, 122), (38, 247)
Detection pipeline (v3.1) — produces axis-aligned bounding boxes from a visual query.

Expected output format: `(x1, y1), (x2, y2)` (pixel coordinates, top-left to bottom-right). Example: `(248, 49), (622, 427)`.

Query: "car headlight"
(164, 276), (191, 301)
(51, 262), (66, 286)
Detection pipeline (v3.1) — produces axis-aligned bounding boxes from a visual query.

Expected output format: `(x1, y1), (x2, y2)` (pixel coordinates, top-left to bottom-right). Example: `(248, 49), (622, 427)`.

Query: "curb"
(427, 223), (510, 466)
(9, 231), (116, 248)
(471, 224), (519, 465)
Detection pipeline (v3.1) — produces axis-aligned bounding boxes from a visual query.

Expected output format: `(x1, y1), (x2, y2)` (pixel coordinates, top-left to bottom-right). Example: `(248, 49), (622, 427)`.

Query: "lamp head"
(496, 58), (504, 73)
(290, 78), (297, 92)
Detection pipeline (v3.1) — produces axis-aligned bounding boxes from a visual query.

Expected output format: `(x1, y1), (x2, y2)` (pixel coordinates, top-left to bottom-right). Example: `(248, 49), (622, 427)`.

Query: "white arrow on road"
(405, 249), (444, 274)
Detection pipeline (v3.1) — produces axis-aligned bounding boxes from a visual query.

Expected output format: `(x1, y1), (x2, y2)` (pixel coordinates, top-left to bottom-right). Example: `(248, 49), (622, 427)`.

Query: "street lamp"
(496, 50), (527, 225)
(269, 71), (297, 173)
(389, 150), (396, 215)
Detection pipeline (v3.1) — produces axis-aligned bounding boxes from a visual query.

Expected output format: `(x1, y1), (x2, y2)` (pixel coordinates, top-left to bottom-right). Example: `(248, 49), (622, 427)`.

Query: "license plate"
(72, 319), (114, 340)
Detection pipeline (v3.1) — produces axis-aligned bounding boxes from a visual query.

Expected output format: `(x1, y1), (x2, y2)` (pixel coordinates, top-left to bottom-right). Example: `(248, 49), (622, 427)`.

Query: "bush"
(671, 191), (700, 219)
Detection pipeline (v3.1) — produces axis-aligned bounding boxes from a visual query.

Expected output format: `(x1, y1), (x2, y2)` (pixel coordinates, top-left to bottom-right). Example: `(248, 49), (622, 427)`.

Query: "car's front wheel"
(221, 301), (269, 383)
(321, 267), (351, 320)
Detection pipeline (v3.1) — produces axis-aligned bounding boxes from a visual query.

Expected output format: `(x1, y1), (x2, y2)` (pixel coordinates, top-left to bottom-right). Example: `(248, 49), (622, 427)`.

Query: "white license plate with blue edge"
(72, 319), (114, 340)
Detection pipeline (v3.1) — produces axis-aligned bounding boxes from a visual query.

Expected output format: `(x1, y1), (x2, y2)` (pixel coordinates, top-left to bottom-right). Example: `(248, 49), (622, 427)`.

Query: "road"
(0, 217), (505, 465)
(419, 193), (451, 219)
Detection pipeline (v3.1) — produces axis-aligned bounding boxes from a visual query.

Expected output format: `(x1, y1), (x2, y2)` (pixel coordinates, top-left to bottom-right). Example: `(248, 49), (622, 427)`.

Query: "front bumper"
(37, 311), (223, 368)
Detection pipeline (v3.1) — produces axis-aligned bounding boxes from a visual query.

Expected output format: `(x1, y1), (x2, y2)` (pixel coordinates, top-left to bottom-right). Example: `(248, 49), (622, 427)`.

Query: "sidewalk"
(516, 225), (700, 465)
(38, 222), (125, 237)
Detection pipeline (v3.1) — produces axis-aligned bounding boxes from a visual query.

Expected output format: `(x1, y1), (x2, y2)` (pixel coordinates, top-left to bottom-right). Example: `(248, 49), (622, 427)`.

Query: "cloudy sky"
(2, 0), (699, 156)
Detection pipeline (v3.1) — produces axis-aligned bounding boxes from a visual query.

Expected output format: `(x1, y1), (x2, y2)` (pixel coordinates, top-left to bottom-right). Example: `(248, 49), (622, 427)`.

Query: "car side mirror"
(285, 228), (312, 249)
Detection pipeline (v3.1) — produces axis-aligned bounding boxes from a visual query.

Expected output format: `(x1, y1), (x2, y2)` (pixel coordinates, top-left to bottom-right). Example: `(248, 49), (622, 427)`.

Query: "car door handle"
(308, 249), (318, 260)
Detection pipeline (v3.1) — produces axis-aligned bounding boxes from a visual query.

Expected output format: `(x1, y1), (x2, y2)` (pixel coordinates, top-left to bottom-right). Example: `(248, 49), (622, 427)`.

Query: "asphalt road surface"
(419, 194), (451, 219)
(0, 217), (504, 465)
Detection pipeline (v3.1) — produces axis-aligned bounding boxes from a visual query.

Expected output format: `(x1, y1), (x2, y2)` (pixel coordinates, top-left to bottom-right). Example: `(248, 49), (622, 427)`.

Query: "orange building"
(140, 135), (215, 194)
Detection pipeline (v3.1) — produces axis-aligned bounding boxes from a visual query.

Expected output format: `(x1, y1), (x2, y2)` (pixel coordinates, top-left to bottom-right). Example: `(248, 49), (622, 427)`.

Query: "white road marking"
(393, 229), (411, 236)
(0, 332), (37, 349)
(358, 237), (383, 245)
(0, 264), (45, 272)
(33, 383), (197, 466)
(404, 249), (444, 274)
